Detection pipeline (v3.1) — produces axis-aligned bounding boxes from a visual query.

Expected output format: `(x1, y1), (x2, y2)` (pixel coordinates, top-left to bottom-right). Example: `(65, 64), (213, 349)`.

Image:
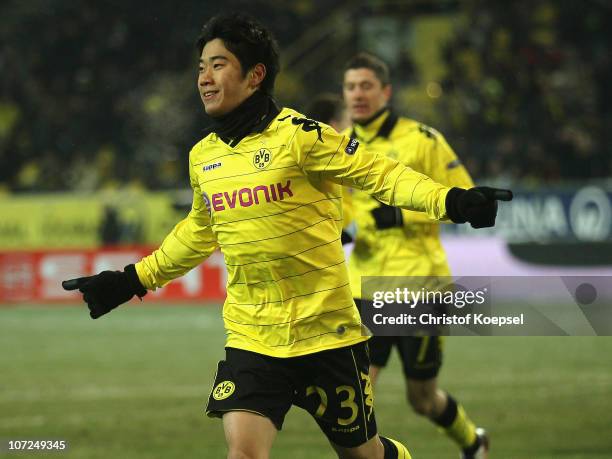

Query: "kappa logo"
(213, 380), (236, 400)
(253, 148), (273, 170)
(361, 371), (374, 421)
(291, 117), (323, 141)
(345, 138), (359, 155)
(418, 124), (440, 139)
(203, 162), (222, 172)
(279, 114), (323, 141)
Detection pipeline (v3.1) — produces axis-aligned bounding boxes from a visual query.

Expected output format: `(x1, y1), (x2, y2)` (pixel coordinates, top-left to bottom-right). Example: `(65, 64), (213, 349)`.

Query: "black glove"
(371, 203), (403, 229)
(445, 186), (513, 228)
(62, 264), (147, 319)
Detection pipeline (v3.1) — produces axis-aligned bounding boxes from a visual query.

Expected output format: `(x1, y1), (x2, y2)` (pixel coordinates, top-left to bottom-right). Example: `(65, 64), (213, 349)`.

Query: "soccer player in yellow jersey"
(62, 14), (511, 459)
(342, 53), (490, 459)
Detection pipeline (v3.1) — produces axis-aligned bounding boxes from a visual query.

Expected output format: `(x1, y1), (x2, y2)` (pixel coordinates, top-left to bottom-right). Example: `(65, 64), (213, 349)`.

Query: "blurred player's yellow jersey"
(135, 107), (451, 358)
(343, 110), (474, 298)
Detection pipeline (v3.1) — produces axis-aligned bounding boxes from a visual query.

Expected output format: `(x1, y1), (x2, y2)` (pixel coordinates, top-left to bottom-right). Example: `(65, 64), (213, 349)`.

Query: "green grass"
(1, 306), (611, 458)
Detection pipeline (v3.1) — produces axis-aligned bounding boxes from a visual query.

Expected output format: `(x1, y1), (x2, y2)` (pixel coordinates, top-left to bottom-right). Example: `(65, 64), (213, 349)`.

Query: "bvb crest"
(253, 148), (273, 170)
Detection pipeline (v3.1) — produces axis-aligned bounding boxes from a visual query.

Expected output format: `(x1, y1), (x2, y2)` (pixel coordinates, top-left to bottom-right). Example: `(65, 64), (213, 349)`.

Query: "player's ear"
(383, 83), (392, 102)
(249, 63), (266, 89)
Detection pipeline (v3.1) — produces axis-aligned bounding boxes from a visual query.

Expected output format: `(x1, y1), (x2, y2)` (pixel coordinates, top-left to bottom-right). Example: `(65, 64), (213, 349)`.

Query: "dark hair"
(196, 13), (280, 95)
(305, 93), (344, 125)
(344, 52), (390, 86)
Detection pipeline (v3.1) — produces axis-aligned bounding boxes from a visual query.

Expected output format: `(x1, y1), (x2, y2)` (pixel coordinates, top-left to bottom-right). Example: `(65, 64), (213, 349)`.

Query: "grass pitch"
(1, 305), (611, 458)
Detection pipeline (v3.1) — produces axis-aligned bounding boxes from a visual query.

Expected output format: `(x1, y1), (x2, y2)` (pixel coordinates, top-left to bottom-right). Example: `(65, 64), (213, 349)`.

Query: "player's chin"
(351, 114), (371, 124)
(203, 102), (222, 117)
(350, 109), (372, 123)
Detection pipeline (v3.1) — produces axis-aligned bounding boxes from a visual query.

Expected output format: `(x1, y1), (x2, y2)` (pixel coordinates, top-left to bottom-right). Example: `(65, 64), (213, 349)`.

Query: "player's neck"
(352, 107), (390, 141)
(205, 90), (280, 147)
(354, 106), (389, 127)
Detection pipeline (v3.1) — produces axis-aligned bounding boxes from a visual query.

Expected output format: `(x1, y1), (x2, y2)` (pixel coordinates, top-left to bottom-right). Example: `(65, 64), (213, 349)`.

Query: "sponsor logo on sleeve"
(345, 138), (359, 155)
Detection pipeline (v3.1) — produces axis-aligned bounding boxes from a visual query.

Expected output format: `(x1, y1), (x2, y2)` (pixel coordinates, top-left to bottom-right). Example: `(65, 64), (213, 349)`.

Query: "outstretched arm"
(63, 153), (219, 318)
(289, 120), (511, 227)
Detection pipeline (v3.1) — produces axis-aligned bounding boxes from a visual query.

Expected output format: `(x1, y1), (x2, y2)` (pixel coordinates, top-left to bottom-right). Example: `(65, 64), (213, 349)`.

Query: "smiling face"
(198, 38), (262, 117)
(343, 68), (391, 123)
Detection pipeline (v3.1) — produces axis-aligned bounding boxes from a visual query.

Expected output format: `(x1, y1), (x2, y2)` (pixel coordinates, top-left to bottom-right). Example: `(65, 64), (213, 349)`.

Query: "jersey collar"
(351, 108), (398, 142)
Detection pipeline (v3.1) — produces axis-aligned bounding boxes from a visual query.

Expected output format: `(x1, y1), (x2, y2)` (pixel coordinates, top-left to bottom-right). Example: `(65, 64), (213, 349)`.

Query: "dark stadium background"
(1, 1), (611, 458)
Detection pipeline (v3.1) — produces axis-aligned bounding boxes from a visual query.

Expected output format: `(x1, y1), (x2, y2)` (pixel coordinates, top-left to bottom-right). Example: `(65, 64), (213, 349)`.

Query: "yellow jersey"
(344, 110), (474, 298)
(136, 107), (451, 357)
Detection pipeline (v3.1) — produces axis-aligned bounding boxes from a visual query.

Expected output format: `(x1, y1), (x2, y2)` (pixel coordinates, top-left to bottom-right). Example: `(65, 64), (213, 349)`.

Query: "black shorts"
(205, 342), (377, 448)
(368, 335), (444, 380)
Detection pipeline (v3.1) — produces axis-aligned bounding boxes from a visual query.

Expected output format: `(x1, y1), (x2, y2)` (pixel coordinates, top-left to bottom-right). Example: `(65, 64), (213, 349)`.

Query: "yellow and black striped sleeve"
(135, 151), (219, 290)
(401, 129), (474, 224)
(290, 124), (449, 221)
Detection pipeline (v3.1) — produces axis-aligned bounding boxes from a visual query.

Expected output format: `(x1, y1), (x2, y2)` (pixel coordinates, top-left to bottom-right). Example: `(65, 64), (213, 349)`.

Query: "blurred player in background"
(62, 14), (510, 459)
(342, 52), (489, 459)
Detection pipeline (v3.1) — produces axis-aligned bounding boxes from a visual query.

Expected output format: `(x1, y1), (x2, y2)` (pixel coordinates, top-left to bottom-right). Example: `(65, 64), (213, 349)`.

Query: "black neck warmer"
(204, 90), (280, 147)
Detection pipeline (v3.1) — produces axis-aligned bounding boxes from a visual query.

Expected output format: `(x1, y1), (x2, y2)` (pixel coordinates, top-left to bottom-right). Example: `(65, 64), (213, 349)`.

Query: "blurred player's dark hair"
(344, 52), (390, 86)
(305, 93), (345, 125)
(197, 13), (280, 95)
